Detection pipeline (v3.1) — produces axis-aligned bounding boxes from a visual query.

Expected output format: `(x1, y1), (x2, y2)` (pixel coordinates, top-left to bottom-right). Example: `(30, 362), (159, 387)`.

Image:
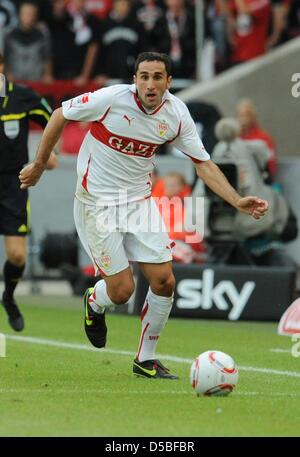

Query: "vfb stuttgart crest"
(158, 121), (169, 137)
(100, 254), (111, 269)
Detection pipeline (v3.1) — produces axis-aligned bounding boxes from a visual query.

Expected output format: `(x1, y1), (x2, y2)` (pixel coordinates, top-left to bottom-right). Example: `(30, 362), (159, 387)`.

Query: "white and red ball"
(190, 350), (239, 396)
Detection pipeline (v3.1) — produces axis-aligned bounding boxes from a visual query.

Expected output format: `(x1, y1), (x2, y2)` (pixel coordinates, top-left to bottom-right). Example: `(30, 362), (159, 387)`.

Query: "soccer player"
(19, 52), (268, 378)
(0, 52), (58, 332)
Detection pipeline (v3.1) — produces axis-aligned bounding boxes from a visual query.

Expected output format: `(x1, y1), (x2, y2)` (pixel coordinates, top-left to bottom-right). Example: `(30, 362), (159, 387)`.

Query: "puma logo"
(123, 115), (135, 125)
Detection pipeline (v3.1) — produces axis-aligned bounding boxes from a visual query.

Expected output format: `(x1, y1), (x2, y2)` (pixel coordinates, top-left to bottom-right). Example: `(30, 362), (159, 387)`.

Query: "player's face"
(134, 61), (172, 110)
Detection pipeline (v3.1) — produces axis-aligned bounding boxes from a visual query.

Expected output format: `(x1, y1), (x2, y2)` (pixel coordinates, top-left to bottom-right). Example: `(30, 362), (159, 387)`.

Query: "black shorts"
(0, 172), (29, 236)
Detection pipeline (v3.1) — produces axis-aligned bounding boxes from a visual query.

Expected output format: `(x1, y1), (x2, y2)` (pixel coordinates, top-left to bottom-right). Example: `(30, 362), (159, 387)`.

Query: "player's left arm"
(195, 159), (268, 219)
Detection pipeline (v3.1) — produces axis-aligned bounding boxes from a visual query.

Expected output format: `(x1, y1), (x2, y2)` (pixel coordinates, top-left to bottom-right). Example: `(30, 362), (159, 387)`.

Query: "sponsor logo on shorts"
(18, 224), (27, 233)
(99, 254), (111, 269)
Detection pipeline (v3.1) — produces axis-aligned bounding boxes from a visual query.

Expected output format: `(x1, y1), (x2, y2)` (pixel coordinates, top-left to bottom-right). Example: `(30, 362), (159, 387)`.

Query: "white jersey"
(62, 84), (210, 206)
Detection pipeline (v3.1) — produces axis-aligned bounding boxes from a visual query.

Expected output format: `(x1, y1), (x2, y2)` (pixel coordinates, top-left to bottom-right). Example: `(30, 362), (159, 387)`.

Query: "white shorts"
(74, 197), (173, 276)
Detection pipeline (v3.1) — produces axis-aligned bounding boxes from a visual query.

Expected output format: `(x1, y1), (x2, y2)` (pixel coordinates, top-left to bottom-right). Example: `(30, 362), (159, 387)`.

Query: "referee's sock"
(3, 261), (25, 300)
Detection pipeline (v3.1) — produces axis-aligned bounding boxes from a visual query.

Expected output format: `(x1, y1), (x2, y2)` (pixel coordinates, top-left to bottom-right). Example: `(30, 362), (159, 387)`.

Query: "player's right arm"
(19, 86), (116, 188)
(19, 108), (68, 189)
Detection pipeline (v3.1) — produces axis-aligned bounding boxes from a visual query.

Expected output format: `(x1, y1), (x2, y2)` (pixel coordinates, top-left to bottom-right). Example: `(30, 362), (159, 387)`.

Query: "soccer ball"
(190, 350), (239, 396)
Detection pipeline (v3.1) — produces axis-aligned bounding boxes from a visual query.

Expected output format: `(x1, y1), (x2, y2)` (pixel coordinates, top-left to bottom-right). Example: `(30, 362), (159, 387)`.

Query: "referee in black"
(0, 52), (58, 331)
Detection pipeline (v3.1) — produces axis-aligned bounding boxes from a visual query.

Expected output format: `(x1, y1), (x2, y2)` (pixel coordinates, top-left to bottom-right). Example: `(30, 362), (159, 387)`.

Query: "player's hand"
(19, 162), (45, 189)
(236, 196), (269, 219)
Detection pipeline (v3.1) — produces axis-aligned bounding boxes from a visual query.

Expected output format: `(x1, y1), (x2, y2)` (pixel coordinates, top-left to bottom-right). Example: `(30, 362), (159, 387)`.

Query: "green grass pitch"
(0, 295), (299, 437)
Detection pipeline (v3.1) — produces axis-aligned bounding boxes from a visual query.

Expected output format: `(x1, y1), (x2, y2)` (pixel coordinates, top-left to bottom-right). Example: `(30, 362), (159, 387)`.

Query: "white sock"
(136, 288), (173, 362)
(88, 279), (115, 314)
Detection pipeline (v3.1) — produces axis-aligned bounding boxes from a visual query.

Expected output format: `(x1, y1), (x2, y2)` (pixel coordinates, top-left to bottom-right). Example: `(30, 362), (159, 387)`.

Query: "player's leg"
(4, 236), (26, 285)
(2, 236), (26, 331)
(74, 198), (135, 348)
(92, 266), (135, 308)
(133, 261), (178, 379)
(124, 197), (178, 378)
(84, 266), (135, 348)
(0, 176), (28, 331)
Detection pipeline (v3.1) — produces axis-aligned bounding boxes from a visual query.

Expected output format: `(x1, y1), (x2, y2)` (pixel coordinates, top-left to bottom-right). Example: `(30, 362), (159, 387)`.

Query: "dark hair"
(19, 0), (39, 9)
(135, 52), (172, 76)
(0, 53), (4, 65)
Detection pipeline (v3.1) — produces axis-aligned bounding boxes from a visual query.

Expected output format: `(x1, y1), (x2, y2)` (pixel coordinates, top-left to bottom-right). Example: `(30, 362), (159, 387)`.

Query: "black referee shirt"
(0, 80), (52, 173)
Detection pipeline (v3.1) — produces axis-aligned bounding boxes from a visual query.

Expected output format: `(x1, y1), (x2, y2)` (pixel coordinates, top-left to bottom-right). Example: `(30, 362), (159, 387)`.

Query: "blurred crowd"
(0, 0), (300, 84)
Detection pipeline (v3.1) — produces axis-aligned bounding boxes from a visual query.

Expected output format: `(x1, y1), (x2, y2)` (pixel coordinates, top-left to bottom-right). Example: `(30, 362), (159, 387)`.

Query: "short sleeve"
(62, 86), (115, 122)
(171, 107), (210, 163)
(28, 97), (53, 128)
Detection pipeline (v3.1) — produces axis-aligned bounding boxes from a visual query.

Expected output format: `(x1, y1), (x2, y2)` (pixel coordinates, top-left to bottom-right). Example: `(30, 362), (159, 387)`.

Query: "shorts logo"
(99, 254), (111, 269)
(18, 224), (27, 233)
(158, 121), (169, 137)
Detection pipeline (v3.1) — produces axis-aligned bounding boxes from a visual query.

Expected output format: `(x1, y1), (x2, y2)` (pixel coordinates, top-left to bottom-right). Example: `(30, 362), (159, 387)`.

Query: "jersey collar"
(130, 84), (170, 115)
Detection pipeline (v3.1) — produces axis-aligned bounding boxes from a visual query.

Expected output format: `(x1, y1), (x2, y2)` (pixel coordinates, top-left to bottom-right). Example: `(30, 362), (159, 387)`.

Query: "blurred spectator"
(236, 98), (277, 179)
(67, 0), (100, 85)
(134, 0), (164, 32)
(152, 172), (192, 199)
(12, 0), (53, 22)
(267, 0), (289, 49)
(60, 121), (90, 154)
(0, 0), (18, 52)
(212, 118), (291, 245)
(94, 0), (148, 81)
(282, 0), (300, 41)
(80, 0), (112, 19)
(226, 0), (271, 64)
(47, 0), (77, 79)
(4, 1), (53, 82)
(203, 0), (230, 77)
(152, 172), (206, 264)
(150, 0), (196, 78)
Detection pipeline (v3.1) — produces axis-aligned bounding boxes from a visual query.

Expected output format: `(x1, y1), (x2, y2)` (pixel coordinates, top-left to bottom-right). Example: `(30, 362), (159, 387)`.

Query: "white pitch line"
(0, 388), (300, 397)
(270, 348), (291, 354)
(0, 388), (191, 395)
(5, 334), (300, 378)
